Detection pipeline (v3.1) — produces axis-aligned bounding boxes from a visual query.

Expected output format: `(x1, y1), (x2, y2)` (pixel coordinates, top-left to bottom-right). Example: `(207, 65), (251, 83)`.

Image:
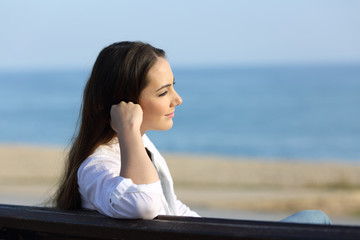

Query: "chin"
(160, 125), (173, 131)
(158, 121), (174, 131)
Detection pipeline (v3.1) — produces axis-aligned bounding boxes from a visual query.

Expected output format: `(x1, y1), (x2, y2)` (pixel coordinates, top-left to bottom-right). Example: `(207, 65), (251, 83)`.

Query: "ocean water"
(1, 64), (359, 161)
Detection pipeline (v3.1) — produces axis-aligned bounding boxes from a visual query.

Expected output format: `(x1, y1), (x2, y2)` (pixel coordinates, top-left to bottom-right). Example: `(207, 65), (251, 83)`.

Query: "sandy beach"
(1, 144), (360, 225)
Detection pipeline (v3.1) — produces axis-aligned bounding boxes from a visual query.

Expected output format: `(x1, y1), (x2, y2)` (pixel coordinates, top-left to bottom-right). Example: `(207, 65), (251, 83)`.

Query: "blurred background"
(0, 0), (360, 224)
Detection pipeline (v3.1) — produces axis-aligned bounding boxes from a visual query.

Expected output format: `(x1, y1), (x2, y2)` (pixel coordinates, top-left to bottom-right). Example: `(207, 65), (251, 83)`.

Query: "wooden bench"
(1, 204), (360, 240)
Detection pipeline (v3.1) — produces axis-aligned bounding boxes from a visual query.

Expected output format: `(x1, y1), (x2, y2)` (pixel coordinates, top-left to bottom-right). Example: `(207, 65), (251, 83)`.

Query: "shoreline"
(1, 144), (360, 225)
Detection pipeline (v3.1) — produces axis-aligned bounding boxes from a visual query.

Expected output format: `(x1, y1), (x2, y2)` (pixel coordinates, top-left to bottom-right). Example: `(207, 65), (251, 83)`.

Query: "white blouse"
(77, 134), (199, 219)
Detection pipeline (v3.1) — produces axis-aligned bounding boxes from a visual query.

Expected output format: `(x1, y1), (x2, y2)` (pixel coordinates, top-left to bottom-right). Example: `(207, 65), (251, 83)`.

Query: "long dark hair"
(54, 41), (165, 209)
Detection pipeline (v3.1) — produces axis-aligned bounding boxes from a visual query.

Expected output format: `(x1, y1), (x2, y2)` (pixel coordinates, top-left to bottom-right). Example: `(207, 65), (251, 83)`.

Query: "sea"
(1, 64), (359, 162)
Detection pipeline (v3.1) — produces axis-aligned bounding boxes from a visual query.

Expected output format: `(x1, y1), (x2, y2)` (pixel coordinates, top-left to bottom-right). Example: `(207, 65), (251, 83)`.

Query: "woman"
(54, 41), (331, 223)
(55, 41), (198, 219)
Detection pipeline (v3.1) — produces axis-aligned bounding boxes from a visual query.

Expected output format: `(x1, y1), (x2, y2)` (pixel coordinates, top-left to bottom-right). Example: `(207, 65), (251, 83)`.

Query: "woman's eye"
(158, 91), (168, 97)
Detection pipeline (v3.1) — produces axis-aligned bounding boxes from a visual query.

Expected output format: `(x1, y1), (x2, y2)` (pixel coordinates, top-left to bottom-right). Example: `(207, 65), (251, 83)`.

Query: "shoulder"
(78, 140), (120, 176)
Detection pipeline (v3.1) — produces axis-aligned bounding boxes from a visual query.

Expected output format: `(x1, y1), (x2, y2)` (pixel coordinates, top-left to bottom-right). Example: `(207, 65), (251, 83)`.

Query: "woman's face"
(139, 57), (182, 134)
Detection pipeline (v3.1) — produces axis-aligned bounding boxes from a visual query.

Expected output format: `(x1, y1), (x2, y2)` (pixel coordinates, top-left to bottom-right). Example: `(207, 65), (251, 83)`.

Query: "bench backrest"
(1, 204), (360, 240)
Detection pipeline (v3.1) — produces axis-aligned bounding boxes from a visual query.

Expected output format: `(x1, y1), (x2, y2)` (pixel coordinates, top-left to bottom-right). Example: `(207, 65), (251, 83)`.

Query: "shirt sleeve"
(175, 199), (201, 217)
(78, 156), (164, 219)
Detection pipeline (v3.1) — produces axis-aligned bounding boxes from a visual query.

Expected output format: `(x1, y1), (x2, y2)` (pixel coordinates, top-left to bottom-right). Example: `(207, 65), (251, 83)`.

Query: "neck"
(140, 124), (147, 136)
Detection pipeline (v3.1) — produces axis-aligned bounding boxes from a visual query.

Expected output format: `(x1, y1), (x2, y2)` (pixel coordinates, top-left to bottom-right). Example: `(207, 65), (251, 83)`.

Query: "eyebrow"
(155, 84), (172, 92)
(155, 77), (175, 92)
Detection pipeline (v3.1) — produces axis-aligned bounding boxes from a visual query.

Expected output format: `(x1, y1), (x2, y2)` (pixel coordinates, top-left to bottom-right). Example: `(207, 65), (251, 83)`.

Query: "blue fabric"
(281, 210), (332, 224)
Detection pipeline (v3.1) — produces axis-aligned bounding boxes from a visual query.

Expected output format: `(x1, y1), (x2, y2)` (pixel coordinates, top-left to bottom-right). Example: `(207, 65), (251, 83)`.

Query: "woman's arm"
(110, 101), (159, 184)
(78, 155), (163, 219)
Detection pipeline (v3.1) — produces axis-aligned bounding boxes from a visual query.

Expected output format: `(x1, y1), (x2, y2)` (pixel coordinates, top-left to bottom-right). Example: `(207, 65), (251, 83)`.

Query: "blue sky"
(0, 0), (360, 70)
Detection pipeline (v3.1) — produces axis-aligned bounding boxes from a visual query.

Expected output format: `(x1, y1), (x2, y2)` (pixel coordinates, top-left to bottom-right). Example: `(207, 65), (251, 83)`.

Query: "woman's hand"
(110, 101), (143, 134)
(110, 101), (159, 185)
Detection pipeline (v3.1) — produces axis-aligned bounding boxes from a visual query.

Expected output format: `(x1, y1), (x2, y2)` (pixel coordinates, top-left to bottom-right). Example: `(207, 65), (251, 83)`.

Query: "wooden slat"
(0, 204), (360, 240)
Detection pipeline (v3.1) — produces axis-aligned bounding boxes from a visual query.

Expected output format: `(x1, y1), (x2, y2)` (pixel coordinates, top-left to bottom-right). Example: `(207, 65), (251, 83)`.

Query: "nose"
(173, 90), (183, 106)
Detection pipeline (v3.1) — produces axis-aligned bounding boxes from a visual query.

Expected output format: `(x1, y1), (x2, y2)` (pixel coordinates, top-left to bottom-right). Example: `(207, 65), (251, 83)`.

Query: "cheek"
(142, 100), (167, 118)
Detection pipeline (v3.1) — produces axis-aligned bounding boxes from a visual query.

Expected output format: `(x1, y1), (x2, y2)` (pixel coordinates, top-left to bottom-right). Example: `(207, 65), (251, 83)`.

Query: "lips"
(165, 112), (175, 118)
